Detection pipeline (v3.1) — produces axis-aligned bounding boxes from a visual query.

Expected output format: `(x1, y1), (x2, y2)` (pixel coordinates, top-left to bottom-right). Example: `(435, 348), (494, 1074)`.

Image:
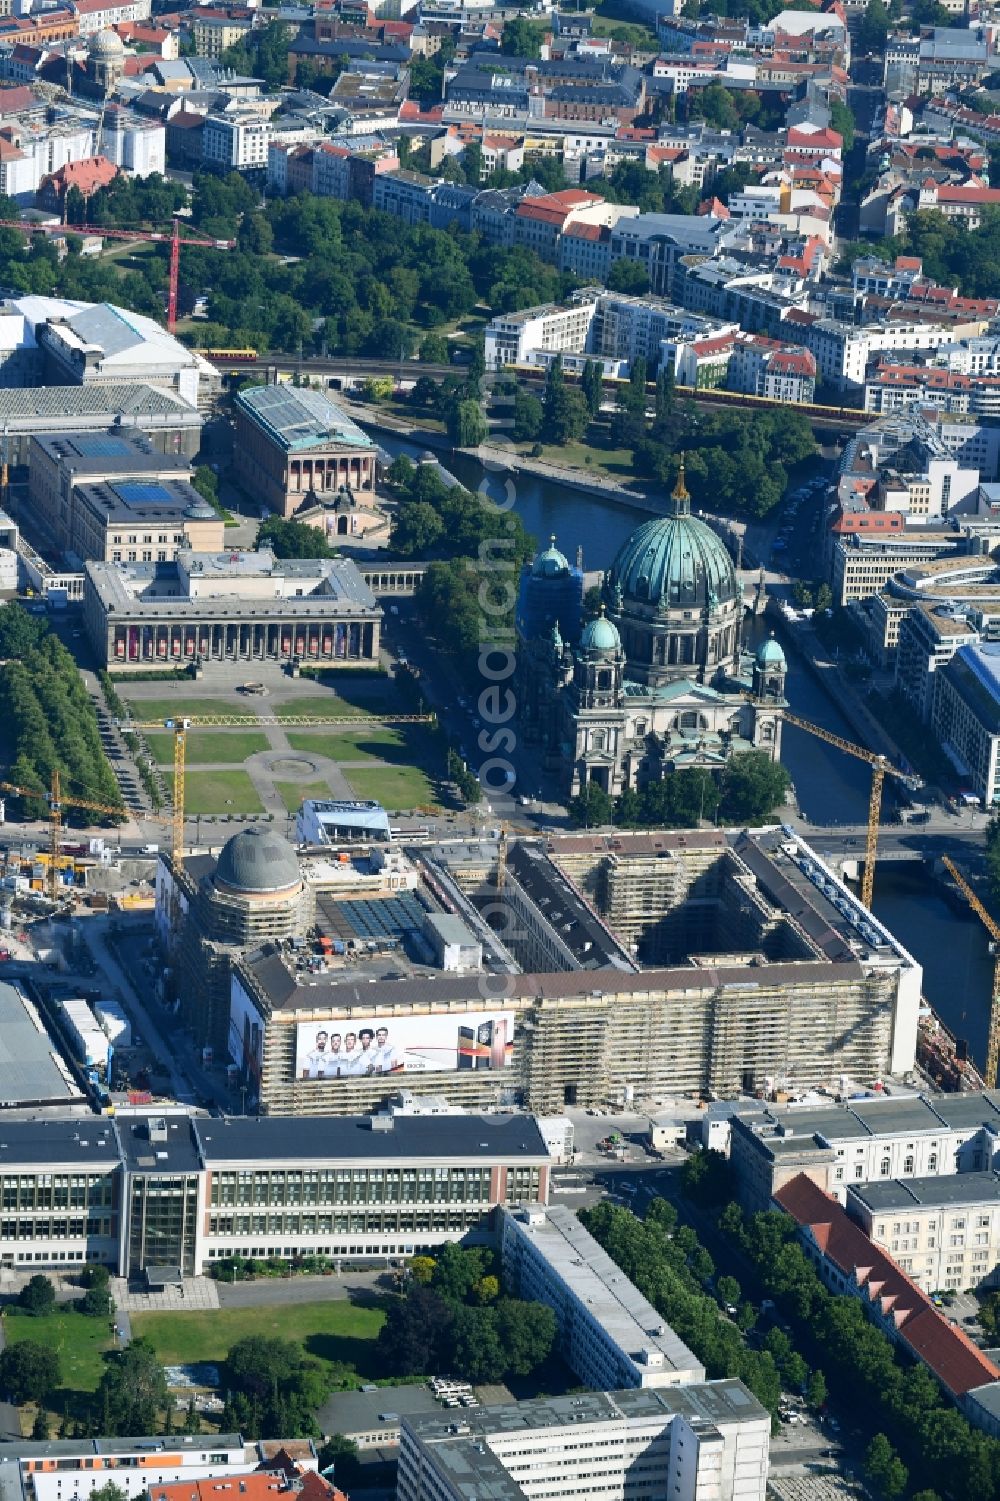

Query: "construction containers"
(56, 998), (109, 1070)
(94, 1000), (131, 1049)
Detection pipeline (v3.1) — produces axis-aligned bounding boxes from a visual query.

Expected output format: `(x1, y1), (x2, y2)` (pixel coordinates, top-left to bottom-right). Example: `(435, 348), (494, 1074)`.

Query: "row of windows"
(209, 1207), (487, 1236)
(209, 1167), (496, 1208)
(1, 1176), (115, 1211)
(0, 1217), (113, 1238)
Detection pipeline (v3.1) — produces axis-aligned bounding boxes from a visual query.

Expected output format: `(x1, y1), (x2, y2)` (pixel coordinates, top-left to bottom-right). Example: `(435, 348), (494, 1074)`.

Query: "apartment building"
(848, 1174), (1000, 1291)
(776, 1174), (1000, 1432)
(202, 114), (268, 172)
(896, 600), (979, 721)
(725, 1090), (1000, 1212)
(190, 6), (254, 57)
(932, 640), (1000, 805)
(500, 1203), (706, 1390)
(398, 1384), (770, 1501)
(831, 531), (958, 607)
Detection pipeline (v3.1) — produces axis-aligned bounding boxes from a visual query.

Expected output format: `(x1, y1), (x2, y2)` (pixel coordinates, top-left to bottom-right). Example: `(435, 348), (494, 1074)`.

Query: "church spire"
(671, 455), (691, 516)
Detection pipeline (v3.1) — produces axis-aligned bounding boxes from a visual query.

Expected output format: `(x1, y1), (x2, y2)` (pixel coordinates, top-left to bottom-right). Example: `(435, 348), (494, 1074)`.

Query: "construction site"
(172, 823), (925, 1117)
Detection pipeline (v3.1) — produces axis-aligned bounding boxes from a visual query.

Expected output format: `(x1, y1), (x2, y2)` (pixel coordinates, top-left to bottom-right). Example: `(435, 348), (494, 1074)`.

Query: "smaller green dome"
(756, 632), (786, 667)
(532, 534), (570, 579)
(580, 608), (621, 654)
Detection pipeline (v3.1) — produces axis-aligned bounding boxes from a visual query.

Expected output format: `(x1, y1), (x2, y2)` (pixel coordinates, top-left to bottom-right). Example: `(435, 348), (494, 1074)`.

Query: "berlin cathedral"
(515, 466), (787, 797)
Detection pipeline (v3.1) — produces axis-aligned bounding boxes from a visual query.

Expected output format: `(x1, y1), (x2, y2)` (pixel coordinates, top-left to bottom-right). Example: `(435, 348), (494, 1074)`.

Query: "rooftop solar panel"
(114, 482), (175, 505)
(73, 435), (135, 458)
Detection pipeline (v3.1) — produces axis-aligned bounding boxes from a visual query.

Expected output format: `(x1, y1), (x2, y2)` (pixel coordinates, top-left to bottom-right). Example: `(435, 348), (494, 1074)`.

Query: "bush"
(17, 1274), (55, 1317)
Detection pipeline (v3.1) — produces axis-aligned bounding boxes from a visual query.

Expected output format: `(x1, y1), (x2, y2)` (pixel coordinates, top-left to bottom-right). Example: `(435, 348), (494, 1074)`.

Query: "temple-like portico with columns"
(83, 550), (381, 670)
(233, 383), (377, 520)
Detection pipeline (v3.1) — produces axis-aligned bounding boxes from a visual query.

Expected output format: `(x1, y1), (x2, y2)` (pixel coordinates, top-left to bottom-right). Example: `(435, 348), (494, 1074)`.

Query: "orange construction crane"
(781, 709), (916, 909)
(0, 217), (235, 332)
(0, 769), (168, 902)
(117, 713), (436, 874)
(941, 856), (1000, 1088)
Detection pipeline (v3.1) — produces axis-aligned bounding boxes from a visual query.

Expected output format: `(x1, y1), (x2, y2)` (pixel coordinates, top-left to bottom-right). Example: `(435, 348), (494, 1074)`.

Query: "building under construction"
(185, 825), (922, 1116)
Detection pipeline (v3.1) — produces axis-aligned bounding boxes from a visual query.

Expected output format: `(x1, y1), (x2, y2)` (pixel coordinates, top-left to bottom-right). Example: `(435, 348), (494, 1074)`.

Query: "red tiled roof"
(41, 154), (118, 196)
(0, 84), (34, 113)
(770, 348), (815, 375)
(775, 1174), (1000, 1398)
(562, 220), (605, 241)
(697, 195), (730, 218)
(787, 125), (843, 149)
(398, 101), (443, 122)
(936, 185), (1000, 206)
(691, 333), (735, 357)
(0, 136), (25, 161)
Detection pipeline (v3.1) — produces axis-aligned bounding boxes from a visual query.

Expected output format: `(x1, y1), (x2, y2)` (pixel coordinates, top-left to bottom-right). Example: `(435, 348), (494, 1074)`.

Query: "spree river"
(373, 430), (996, 1062)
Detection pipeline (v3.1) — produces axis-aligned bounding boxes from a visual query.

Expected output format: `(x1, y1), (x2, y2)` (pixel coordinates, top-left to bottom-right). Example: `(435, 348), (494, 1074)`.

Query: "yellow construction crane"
(781, 709), (914, 909)
(117, 713), (435, 873)
(0, 769), (162, 902)
(941, 855), (1000, 1088)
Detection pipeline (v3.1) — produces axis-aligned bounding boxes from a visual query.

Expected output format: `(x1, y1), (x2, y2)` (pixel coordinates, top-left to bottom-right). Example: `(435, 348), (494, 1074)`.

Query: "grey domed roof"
(185, 499), (216, 519)
(580, 609), (621, 654)
(532, 534), (571, 579)
(215, 827), (301, 894)
(606, 466), (737, 614)
(89, 27), (125, 57)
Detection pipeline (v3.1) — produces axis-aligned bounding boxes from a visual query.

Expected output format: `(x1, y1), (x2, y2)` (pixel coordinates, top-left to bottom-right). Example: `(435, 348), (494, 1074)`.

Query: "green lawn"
(272, 695), (356, 720)
(286, 727), (435, 767)
(167, 770), (264, 815)
(3, 1308), (112, 1395)
(345, 765), (439, 810)
(131, 1299), (385, 1379)
(125, 697), (248, 723)
(517, 437), (635, 479)
(145, 730), (270, 766)
(276, 779), (331, 813)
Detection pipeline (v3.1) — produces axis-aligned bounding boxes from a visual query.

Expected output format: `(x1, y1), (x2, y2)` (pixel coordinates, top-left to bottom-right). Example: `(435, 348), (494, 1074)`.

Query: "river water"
(373, 430), (995, 1061)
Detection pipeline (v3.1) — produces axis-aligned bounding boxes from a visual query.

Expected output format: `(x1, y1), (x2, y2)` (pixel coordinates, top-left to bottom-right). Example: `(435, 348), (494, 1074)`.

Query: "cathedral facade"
(516, 467), (787, 797)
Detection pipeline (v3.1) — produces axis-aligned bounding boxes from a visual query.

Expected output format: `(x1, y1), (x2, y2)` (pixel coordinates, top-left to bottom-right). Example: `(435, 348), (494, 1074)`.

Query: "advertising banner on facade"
(295, 1011), (515, 1081)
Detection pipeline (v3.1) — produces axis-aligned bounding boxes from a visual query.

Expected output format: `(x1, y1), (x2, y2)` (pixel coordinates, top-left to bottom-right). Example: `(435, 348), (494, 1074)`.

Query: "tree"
(78, 1285), (112, 1318)
(512, 387), (544, 442)
(81, 1264), (111, 1291)
(681, 1149), (734, 1206)
(226, 1336), (330, 1439)
(17, 1275), (55, 1318)
(858, 0), (889, 54)
(31, 1410), (49, 1440)
(409, 1255), (436, 1285)
(806, 1369), (827, 1409)
(829, 99), (855, 153)
(257, 517), (334, 559)
(607, 259), (651, 295)
(501, 17), (545, 56)
(448, 398), (488, 448)
(542, 357), (589, 444)
(717, 1275), (741, 1307)
(0, 603), (47, 660)
(0, 1341), (61, 1404)
(864, 1433), (908, 1501)
(419, 333), (450, 363)
(718, 752), (791, 823)
(581, 359), (604, 418)
(568, 781), (614, 828)
(96, 1341), (169, 1436)
(318, 1436), (363, 1490)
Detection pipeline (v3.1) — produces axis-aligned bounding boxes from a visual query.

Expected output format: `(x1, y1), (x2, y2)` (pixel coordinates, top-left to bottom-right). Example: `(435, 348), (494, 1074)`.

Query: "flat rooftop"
(849, 1171), (1000, 1213)
(194, 1113), (549, 1165)
(75, 476), (210, 525)
(0, 981), (83, 1107)
(505, 1203), (704, 1381)
(33, 432), (186, 473)
(402, 1382), (766, 1501)
(0, 1114), (116, 1165)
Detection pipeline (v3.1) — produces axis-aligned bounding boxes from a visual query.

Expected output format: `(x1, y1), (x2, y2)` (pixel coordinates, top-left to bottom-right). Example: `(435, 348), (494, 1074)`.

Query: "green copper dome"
(756, 632), (786, 667)
(532, 534), (571, 578)
(580, 608), (621, 654)
(606, 465), (738, 614)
